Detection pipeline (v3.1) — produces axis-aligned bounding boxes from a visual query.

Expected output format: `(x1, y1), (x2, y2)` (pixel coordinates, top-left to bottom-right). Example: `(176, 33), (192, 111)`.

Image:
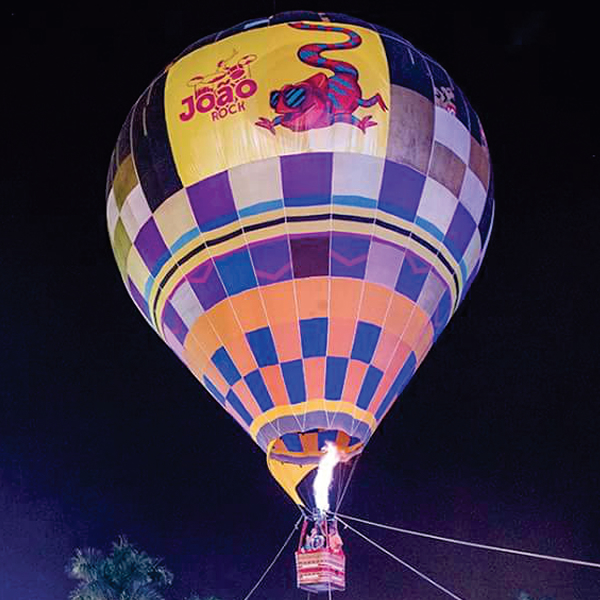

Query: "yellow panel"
(153, 188), (197, 248)
(165, 21), (390, 186)
(126, 245), (151, 295)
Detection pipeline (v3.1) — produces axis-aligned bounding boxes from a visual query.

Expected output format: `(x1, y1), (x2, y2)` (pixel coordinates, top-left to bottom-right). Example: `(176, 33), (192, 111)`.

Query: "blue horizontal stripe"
(333, 195), (377, 209)
(285, 195), (331, 207)
(170, 227), (200, 254)
(239, 199), (284, 218)
(415, 216), (445, 242)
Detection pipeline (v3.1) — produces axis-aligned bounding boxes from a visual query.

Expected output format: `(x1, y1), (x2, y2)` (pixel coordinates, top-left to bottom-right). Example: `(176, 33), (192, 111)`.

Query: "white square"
(459, 168), (487, 224)
(169, 280), (204, 329)
(106, 188), (119, 240)
(462, 229), (482, 280)
(228, 157), (283, 211)
(416, 177), (459, 237)
(434, 106), (471, 164)
(120, 184), (152, 241)
(365, 241), (405, 289)
(417, 271), (447, 317)
(332, 153), (385, 200)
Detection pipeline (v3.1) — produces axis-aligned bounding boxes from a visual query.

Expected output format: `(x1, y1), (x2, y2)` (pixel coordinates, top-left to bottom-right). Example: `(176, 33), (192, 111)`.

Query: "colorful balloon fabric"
(106, 11), (494, 508)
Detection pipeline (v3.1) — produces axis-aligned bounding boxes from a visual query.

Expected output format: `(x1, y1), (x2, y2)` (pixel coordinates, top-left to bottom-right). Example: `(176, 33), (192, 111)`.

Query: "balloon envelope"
(106, 11), (494, 508)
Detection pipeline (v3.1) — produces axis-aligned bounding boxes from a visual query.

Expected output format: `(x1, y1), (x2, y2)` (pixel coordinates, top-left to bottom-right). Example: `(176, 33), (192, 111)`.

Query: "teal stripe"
(333, 195), (377, 209)
(415, 216), (445, 242)
(170, 227), (201, 254)
(239, 199), (284, 218)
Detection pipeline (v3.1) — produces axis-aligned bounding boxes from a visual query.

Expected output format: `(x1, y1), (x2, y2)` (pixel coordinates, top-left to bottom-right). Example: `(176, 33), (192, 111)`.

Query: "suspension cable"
(241, 516), (303, 600)
(337, 517), (467, 600)
(337, 513), (600, 570)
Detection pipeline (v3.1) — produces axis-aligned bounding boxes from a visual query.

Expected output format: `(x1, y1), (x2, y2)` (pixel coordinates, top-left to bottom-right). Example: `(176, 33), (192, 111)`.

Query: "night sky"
(3, 7), (598, 600)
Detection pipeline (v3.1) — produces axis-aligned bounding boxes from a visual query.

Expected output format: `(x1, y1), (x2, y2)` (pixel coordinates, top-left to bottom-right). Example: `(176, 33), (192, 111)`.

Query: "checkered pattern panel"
(106, 11), (494, 460)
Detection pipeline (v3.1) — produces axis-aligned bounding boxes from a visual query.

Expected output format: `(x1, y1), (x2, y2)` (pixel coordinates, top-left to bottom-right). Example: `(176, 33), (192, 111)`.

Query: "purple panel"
(186, 260), (227, 310)
(331, 233), (370, 279)
(378, 160), (425, 221)
(162, 300), (189, 345)
(127, 277), (151, 323)
(249, 237), (292, 285)
(281, 153), (333, 203)
(134, 218), (169, 272)
(187, 171), (238, 231)
(444, 203), (477, 260)
(290, 235), (330, 278)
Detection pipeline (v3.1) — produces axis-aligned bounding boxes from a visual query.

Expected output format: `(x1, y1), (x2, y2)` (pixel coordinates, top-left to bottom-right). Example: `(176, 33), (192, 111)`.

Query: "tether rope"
(337, 513), (600, 570)
(241, 516), (303, 600)
(338, 517), (467, 600)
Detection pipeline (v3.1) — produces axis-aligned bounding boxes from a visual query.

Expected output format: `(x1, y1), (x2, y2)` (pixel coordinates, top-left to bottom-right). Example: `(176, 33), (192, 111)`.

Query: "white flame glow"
(313, 442), (341, 514)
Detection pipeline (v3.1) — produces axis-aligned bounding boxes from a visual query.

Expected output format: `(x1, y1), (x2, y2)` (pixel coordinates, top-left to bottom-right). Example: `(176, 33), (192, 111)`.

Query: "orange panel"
(383, 294), (415, 336)
(207, 300), (243, 346)
(358, 283), (392, 326)
(402, 305), (430, 348)
(202, 361), (230, 396)
(271, 321), (302, 362)
(231, 379), (263, 419)
(328, 317), (356, 356)
(183, 335), (209, 375)
(341, 360), (369, 404)
(369, 342), (411, 416)
(336, 431), (350, 448)
(371, 329), (400, 371)
(303, 432), (320, 454)
(229, 288), (269, 333)
(186, 313), (222, 358)
(224, 335), (258, 376)
(330, 278), (363, 320)
(296, 278), (329, 320)
(413, 322), (434, 364)
(261, 365), (289, 406)
(261, 281), (298, 325)
(226, 404), (251, 432)
(304, 357), (326, 400)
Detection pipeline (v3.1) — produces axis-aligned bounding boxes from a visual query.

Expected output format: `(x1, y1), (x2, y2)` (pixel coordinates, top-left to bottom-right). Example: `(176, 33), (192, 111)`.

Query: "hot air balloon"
(106, 10), (493, 593)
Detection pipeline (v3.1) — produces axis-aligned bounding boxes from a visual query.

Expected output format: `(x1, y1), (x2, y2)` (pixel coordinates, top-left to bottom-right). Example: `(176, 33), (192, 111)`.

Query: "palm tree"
(67, 536), (174, 600)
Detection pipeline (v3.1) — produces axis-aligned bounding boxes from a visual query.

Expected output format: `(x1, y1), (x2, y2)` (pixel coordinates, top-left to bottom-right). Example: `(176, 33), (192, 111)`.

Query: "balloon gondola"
(296, 517), (345, 592)
(107, 10), (493, 594)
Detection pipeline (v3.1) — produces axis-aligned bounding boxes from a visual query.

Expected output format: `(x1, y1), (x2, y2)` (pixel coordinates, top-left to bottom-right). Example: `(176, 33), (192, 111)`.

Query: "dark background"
(2, 6), (598, 600)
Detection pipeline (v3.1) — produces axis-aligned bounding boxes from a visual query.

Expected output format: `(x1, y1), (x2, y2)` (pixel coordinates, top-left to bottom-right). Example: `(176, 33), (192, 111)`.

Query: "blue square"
(281, 360), (306, 405)
(203, 376), (226, 406)
(300, 318), (328, 358)
(226, 390), (253, 425)
(325, 357), (349, 400)
(351, 322), (382, 364)
(281, 433), (303, 452)
(215, 248), (257, 296)
(395, 251), (430, 302)
(356, 366), (384, 410)
(331, 233), (370, 279)
(246, 328), (279, 367)
(378, 161), (425, 222)
(444, 203), (477, 262)
(212, 347), (241, 385)
(245, 370), (274, 411)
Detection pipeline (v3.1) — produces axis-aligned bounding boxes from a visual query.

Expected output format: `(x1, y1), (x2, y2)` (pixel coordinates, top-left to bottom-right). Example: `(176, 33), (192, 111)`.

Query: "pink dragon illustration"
(256, 22), (388, 134)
